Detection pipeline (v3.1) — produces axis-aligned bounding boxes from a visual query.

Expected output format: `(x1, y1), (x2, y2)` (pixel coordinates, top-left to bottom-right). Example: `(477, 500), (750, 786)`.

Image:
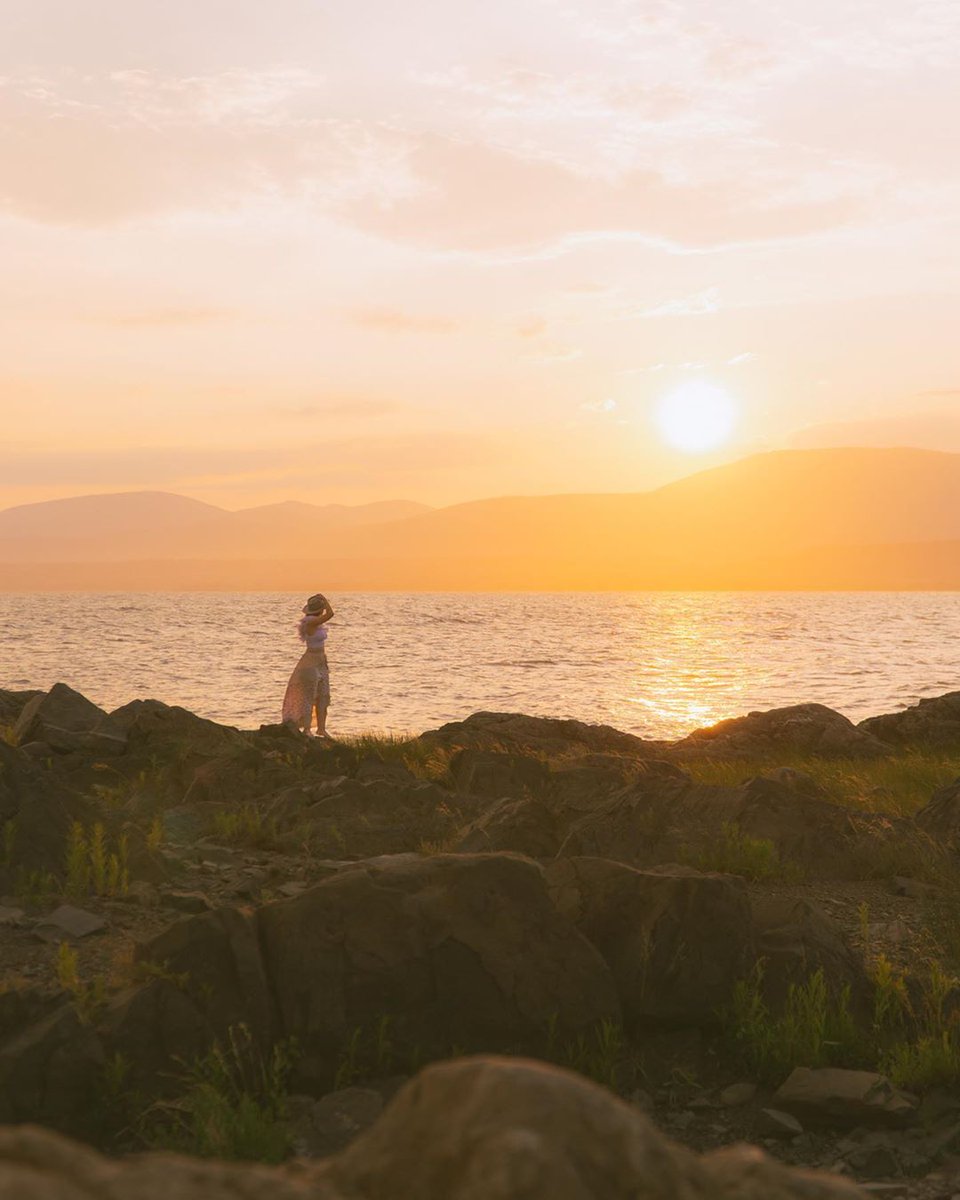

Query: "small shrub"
(212, 805), (281, 851)
(335, 1015), (398, 1088)
(687, 822), (802, 882)
(544, 1016), (626, 1091)
(143, 1024), (294, 1163)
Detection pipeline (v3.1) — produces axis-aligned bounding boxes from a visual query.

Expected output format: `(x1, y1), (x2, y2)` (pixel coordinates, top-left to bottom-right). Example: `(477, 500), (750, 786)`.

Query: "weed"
(212, 805), (281, 851)
(56, 942), (107, 1024)
(726, 963), (861, 1082)
(15, 867), (58, 905)
(143, 1024), (294, 1163)
(64, 822), (129, 898)
(685, 822), (803, 882)
(544, 1016), (626, 1090)
(334, 1016), (398, 1088)
(146, 815), (163, 852)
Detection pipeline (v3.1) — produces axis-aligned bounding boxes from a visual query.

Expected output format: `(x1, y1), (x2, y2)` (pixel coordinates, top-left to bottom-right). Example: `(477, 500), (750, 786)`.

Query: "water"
(1, 592), (959, 739)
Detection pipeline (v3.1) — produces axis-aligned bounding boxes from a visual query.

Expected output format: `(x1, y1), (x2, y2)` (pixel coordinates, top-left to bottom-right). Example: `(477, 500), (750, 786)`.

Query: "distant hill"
(3, 449), (960, 589)
(0, 493), (431, 565)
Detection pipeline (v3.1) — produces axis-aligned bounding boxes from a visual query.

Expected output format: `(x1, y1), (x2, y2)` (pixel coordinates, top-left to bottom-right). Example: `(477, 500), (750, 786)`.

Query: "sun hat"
(302, 593), (328, 615)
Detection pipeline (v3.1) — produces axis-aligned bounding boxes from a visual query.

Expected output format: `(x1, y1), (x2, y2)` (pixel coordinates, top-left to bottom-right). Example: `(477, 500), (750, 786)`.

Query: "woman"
(281, 593), (335, 736)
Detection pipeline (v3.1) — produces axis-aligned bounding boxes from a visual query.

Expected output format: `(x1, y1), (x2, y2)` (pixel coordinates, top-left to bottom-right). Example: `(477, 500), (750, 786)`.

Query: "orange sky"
(2, 0), (959, 511)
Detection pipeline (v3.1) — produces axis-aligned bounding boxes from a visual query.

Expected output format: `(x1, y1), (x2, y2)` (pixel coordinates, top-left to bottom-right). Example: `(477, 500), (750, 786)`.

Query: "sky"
(2, 0), (959, 511)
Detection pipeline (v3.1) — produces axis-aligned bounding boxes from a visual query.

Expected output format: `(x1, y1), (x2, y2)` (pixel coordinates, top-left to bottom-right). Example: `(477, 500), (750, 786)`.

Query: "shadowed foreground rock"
(0, 1057), (866, 1200)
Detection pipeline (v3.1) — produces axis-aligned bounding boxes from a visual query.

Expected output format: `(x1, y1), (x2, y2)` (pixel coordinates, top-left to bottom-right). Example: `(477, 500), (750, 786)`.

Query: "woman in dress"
(282, 593), (335, 736)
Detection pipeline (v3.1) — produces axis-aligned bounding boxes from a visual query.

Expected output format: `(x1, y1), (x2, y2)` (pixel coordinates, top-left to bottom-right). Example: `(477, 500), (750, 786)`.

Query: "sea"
(1, 592), (959, 739)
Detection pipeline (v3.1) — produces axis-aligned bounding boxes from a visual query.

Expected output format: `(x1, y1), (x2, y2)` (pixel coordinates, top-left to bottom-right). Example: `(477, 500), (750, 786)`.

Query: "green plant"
(726, 963), (861, 1083)
(334, 1016), (398, 1088)
(143, 1024), (294, 1163)
(56, 941), (107, 1024)
(15, 867), (58, 905)
(687, 822), (802, 882)
(64, 821), (129, 898)
(544, 1016), (626, 1090)
(146, 815), (164, 852)
(212, 805), (282, 850)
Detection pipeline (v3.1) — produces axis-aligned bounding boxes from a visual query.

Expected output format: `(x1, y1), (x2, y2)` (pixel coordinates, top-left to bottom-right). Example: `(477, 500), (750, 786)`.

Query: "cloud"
(348, 308), (460, 333)
(632, 286), (720, 318)
(789, 409), (960, 451)
(580, 397), (617, 413)
(269, 397), (399, 418)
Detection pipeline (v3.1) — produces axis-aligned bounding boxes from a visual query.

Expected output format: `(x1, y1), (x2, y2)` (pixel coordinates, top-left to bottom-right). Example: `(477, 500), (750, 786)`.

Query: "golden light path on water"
(2, 592), (959, 738)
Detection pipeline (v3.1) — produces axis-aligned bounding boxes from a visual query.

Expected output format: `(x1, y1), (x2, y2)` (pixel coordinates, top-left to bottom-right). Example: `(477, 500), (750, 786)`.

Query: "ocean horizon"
(3, 590), (959, 738)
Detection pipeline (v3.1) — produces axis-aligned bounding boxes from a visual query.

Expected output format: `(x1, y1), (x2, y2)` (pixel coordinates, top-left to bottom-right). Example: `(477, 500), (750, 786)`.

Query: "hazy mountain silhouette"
(3, 449), (960, 588)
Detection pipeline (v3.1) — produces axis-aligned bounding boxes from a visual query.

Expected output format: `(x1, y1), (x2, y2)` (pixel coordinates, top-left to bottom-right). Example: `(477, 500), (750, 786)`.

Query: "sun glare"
(654, 381), (740, 454)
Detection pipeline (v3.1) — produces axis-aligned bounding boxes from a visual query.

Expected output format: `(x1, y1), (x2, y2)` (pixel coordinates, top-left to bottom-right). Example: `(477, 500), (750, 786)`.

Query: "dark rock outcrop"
(672, 703), (889, 761)
(13, 683), (125, 756)
(915, 777), (960, 843)
(0, 741), (91, 877)
(545, 858), (755, 1028)
(860, 690), (960, 749)
(421, 710), (663, 759)
(0, 1058), (867, 1198)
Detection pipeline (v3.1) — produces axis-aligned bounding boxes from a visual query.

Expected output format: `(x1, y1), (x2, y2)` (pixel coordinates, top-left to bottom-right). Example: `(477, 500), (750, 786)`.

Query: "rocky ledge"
(3, 682), (960, 1198)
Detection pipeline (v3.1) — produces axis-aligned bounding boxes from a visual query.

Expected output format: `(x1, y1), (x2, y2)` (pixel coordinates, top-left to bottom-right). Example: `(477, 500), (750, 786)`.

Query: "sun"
(654, 381), (740, 453)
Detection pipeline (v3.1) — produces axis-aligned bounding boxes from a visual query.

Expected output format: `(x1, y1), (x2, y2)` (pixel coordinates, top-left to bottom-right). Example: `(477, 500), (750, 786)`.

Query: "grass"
(340, 732), (455, 785)
(143, 1024), (293, 1163)
(212, 804), (282, 850)
(683, 821), (804, 882)
(543, 1016), (628, 1091)
(684, 751), (960, 817)
(725, 956), (960, 1092)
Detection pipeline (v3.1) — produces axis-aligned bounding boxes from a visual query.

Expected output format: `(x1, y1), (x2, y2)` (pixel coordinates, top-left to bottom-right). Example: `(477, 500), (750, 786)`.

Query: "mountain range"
(2, 448), (960, 589)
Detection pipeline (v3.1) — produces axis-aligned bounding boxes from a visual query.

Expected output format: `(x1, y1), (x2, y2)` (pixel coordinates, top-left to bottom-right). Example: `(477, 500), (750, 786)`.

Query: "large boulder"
(420, 711), (663, 760)
(0, 741), (91, 877)
(264, 777), (483, 859)
(0, 688), (41, 725)
(257, 854), (620, 1066)
(673, 703), (889, 761)
(457, 796), (563, 857)
(915, 778), (960, 843)
(860, 690), (960, 749)
(0, 1004), (105, 1138)
(545, 858), (755, 1029)
(12, 683), (125, 756)
(0, 1059), (867, 1198)
(325, 1056), (865, 1200)
(751, 895), (873, 1011)
(565, 772), (913, 881)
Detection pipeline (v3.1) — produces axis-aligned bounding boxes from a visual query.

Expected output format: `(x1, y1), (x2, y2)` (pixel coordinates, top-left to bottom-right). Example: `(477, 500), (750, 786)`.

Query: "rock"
(545, 857), (755, 1028)
(0, 687), (42, 725)
(104, 698), (245, 791)
(0, 1123), (333, 1198)
(0, 741), (91, 873)
(0, 1057), (868, 1199)
(673, 703), (890, 760)
(456, 796), (562, 857)
(0, 1004), (105, 1138)
(751, 895), (872, 1011)
(447, 748), (549, 798)
(757, 1108), (804, 1137)
(562, 769), (903, 880)
(135, 905), (277, 1047)
(775, 1067), (919, 1128)
(33, 905), (106, 942)
(12, 683), (119, 752)
(720, 1081), (758, 1107)
(860, 691), (960, 749)
(266, 777), (481, 859)
(290, 1086), (384, 1157)
(916, 779), (960, 844)
(420, 710), (662, 760)
(325, 1055), (865, 1200)
(257, 853), (620, 1069)
(164, 891), (213, 913)
(0, 905), (25, 925)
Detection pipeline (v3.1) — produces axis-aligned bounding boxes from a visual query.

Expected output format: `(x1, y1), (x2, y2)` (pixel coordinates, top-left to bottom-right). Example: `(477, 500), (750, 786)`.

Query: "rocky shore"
(4, 683), (960, 1198)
